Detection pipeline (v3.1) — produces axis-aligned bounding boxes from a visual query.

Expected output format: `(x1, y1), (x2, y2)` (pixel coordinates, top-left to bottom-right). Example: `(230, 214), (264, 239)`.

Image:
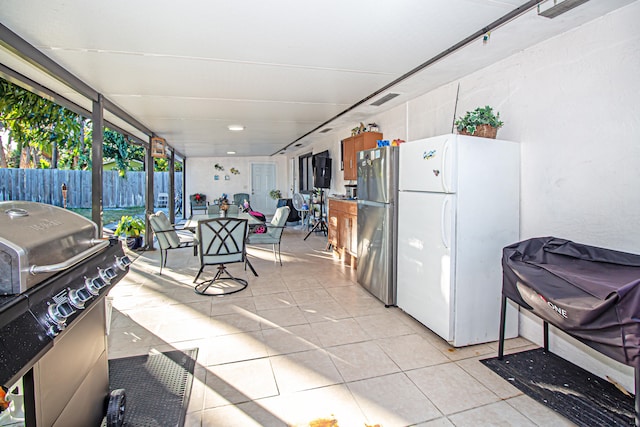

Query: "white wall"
(185, 155), (288, 215)
(289, 3), (640, 390)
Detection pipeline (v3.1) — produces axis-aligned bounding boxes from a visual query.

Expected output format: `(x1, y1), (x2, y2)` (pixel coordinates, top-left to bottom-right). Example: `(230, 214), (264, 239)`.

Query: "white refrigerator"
(397, 134), (520, 347)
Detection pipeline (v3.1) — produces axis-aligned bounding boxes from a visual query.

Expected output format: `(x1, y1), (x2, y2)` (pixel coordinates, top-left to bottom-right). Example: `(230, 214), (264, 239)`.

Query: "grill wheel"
(106, 388), (126, 427)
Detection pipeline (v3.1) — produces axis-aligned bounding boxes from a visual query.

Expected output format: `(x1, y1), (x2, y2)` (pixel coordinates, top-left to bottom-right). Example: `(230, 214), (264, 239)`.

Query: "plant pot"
(459, 124), (498, 139)
(126, 236), (143, 250)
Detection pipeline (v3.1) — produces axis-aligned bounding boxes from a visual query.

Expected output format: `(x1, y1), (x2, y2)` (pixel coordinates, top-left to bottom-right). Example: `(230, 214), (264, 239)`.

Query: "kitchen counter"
(327, 198), (358, 267)
(328, 195), (358, 202)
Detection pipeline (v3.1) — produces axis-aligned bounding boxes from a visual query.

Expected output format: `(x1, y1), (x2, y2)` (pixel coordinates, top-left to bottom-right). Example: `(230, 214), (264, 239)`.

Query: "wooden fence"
(0, 168), (182, 208)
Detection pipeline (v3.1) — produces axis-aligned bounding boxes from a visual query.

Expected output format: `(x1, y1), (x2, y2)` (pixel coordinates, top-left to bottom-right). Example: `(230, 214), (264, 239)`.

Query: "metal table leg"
(633, 365), (640, 427)
(498, 295), (507, 360)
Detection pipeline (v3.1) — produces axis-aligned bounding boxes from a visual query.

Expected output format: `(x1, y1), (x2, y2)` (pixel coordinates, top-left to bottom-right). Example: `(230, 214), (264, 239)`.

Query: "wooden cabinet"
(342, 132), (382, 180)
(328, 198), (358, 265)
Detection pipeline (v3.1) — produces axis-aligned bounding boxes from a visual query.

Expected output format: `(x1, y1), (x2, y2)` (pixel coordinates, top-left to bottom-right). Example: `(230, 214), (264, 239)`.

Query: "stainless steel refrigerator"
(356, 146), (398, 306)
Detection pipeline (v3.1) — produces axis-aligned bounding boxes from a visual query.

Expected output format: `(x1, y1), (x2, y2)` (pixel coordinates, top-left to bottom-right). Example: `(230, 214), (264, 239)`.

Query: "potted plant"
(269, 189), (282, 200)
(114, 215), (145, 249)
(455, 105), (504, 139)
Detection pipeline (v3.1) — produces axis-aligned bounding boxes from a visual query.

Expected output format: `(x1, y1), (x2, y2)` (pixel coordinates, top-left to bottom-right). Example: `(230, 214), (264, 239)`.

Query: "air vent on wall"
(538, 0), (590, 18)
(370, 93), (400, 107)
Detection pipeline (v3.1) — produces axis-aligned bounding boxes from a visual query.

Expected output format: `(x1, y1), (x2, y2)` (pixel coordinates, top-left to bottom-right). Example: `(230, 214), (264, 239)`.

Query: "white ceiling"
(0, 0), (635, 158)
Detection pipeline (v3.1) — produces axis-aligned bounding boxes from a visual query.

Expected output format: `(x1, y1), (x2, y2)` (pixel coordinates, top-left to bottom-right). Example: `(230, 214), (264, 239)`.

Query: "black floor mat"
(107, 348), (198, 427)
(481, 348), (636, 426)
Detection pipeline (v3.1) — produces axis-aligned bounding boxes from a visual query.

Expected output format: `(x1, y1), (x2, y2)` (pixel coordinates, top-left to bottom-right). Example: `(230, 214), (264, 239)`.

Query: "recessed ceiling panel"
(1, 0), (635, 157)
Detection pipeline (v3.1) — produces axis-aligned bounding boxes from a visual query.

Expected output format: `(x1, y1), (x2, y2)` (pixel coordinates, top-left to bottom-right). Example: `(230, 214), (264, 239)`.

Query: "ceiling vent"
(319, 128), (333, 134)
(538, 0), (590, 18)
(370, 93), (400, 107)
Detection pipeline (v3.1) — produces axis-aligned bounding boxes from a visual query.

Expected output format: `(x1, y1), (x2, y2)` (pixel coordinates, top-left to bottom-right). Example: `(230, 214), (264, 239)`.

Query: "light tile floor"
(107, 226), (576, 427)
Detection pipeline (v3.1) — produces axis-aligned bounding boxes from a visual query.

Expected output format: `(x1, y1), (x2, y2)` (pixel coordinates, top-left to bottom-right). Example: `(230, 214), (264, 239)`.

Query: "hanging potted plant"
(114, 215), (145, 249)
(455, 105), (504, 139)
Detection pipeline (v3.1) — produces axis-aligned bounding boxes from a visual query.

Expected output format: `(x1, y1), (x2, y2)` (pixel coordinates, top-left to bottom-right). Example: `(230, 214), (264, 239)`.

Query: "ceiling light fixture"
(227, 151), (236, 155)
(227, 125), (245, 131)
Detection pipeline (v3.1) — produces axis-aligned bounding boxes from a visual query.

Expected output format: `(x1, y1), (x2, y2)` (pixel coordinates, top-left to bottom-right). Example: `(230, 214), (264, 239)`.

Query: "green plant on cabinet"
(455, 105), (503, 136)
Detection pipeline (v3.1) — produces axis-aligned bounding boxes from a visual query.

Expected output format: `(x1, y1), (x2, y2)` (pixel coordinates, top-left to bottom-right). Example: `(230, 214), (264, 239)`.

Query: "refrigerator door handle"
(442, 138), (451, 193)
(441, 196), (450, 249)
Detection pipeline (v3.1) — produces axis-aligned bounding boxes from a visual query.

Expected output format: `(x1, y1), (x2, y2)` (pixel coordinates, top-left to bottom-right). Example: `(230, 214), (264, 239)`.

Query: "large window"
(298, 152), (313, 192)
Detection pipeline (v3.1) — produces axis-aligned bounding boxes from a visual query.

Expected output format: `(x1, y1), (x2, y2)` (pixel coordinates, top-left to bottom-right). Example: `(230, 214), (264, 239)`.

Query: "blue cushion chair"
(233, 193), (250, 207)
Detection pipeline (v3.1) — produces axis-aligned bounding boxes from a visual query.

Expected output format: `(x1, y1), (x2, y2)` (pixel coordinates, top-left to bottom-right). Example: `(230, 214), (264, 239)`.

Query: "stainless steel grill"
(0, 201), (131, 426)
(0, 201), (104, 295)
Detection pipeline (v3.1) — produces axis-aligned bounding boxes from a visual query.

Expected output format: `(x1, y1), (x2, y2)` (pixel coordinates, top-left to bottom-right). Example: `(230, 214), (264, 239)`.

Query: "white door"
(251, 163), (276, 214)
(397, 191), (455, 341)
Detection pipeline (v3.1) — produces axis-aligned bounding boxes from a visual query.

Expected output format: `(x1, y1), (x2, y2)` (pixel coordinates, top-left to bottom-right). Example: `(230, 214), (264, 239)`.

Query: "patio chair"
(207, 204), (220, 214)
(157, 192), (169, 208)
(189, 194), (208, 215)
(148, 211), (198, 275)
(233, 193), (250, 207)
(193, 217), (250, 296)
(246, 206), (290, 265)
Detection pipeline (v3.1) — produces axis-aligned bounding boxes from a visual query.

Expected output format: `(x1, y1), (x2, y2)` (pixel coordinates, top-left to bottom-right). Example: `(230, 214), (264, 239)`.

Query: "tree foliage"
(0, 79), (82, 168)
(103, 128), (144, 176)
(0, 78), (165, 175)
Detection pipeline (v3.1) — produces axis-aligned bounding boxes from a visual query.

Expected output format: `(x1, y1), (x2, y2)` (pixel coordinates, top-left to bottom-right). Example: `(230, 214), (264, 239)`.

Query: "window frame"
(298, 152), (313, 193)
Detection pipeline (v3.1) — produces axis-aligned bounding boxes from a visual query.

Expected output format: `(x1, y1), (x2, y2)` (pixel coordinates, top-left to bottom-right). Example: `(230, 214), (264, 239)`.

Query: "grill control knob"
(46, 322), (66, 338)
(68, 288), (93, 309)
(98, 267), (117, 284)
(48, 302), (75, 324)
(115, 255), (132, 271)
(86, 277), (107, 295)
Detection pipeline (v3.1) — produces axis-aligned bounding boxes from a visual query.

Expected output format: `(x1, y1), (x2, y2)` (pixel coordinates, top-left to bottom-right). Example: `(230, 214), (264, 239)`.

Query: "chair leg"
(245, 258), (259, 277)
(194, 266), (205, 283)
(159, 249), (165, 275)
(277, 242), (282, 266)
(194, 264), (248, 296)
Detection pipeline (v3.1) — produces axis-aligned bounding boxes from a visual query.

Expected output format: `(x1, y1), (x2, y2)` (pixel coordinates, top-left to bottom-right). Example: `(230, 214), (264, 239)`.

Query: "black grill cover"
(502, 237), (640, 368)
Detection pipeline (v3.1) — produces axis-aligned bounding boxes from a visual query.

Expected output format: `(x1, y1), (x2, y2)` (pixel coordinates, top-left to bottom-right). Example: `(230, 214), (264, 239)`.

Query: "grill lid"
(0, 201), (100, 294)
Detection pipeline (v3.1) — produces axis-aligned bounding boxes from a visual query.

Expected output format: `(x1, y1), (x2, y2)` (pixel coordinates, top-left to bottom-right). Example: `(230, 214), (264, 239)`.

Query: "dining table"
(183, 211), (264, 231)
(184, 211), (264, 277)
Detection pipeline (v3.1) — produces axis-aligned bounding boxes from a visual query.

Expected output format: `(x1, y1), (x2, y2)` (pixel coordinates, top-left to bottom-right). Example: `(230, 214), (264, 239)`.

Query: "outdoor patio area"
(107, 226), (574, 427)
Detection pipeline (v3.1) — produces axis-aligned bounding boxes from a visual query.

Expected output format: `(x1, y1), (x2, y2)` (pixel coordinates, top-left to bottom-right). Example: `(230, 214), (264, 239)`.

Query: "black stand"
(304, 189), (328, 240)
(498, 294), (640, 427)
